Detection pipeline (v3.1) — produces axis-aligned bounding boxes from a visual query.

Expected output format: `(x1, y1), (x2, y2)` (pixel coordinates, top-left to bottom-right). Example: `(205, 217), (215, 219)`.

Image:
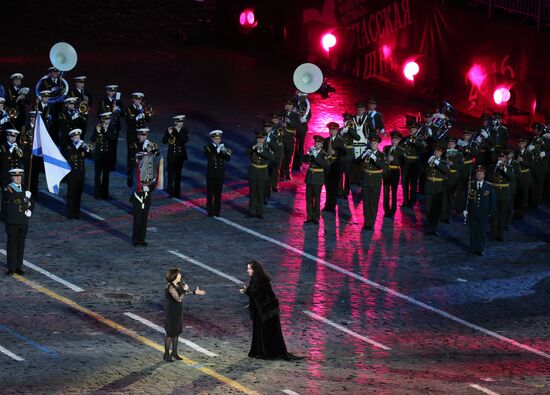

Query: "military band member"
(441, 137), (464, 222)
(98, 85), (123, 172)
(513, 136), (534, 219)
(205, 130), (231, 217)
(465, 166), (495, 255)
(37, 67), (63, 144)
(281, 99), (300, 180)
(247, 130), (274, 219)
(338, 113), (361, 197)
(130, 181), (152, 247)
(353, 102), (369, 141)
(37, 90), (53, 132)
(131, 128), (159, 169)
(456, 129), (477, 212)
(383, 130), (405, 218)
(505, 149), (520, 227)
(361, 135), (386, 230)
(0, 129), (25, 188)
(488, 151), (512, 241)
(62, 129), (92, 219)
(527, 124), (548, 209)
(69, 76), (93, 106)
(162, 115), (189, 198)
(292, 91), (311, 172)
(424, 144), (450, 236)
(267, 114), (284, 195)
(475, 113), (493, 167)
(125, 92), (151, 186)
(323, 122), (345, 212)
(400, 122), (424, 208)
(5, 73), (30, 130)
(365, 98), (385, 139)
(59, 97), (87, 144)
(0, 97), (9, 134)
(91, 112), (117, 199)
(303, 135), (330, 224)
(3, 168), (32, 275)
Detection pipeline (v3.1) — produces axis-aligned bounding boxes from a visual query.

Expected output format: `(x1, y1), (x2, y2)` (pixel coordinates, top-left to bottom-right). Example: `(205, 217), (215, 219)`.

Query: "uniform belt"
(251, 163), (268, 169)
(405, 155), (418, 159)
(364, 169), (383, 174)
(450, 169), (458, 173)
(427, 177), (444, 182)
(520, 169), (530, 173)
(286, 129), (296, 134)
(388, 165), (400, 170)
(345, 145), (353, 148)
(308, 167), (324, 172)
(491, 183), (509, 187)
(464, 160), (473, 164)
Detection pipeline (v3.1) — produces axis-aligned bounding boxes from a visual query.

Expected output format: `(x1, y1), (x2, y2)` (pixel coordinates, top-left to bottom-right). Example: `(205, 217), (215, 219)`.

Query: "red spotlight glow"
(467, 64), (486, 87)
(493, 87), (511, 105)
(239, 9), (257, 28)
(321, 33), (337, 52)
(247, 10), (255, 25)
(382, 45), (392, 58)
(239, 12), (246, 26)
(403, 61), (419, 81)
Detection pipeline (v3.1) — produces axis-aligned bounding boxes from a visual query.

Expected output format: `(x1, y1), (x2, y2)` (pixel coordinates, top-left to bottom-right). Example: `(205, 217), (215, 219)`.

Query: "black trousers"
(269, 156), (283, 190)
(167, 156), (185, 197)
(425, 191), (443, 233)
(324, 165), (340, 211)
(132, 207), (149, 244)
(306, 183), (322, 221)
(281, 139), (295, 178)
(338, 159), (353, 196)
(441, 177), (460, 221)
(292, 125), (307, 170)
(383, 169), (400, 215)
(5, 223), (28, 272)
(28, 157), (44, 198)
(249, 179), (268, 216)
(401, 161), (420, 206)
(469, 217), (488, 254)
(206, 176), (224, 215)
(362, 185), (382, 227)
(67, 171), (85, 218)
(94, 157), (111, 198)
(491, 198), (510, 240)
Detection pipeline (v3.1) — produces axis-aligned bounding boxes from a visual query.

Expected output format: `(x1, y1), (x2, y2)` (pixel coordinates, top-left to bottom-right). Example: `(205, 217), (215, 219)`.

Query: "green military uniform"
(488, 160), (512, 241)
(266, 120), (284, 197)
(441, 144), (464, 222)
(424, 148), (450, 235)
(361, 143), (386, 230)
(338, 116), (361, 197)
(528, 133), (549, 209)
(456, 134), (477, 212)
(383, 133), (405, 217)
(281, 104), (300, 179)
(467, 174), (496, 255)
(400, 126), (424, 208)
(247, 133), (274, 218)
(304, 136), (330, 223)
(323, 124), (346, 212)
(505, 153), (520, 227)
(513, 143), (534, 219)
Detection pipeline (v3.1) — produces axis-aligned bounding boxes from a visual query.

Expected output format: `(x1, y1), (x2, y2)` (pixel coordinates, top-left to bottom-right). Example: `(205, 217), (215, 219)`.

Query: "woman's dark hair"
(248, 260), (270, 282)
(165, 267), (181, 282)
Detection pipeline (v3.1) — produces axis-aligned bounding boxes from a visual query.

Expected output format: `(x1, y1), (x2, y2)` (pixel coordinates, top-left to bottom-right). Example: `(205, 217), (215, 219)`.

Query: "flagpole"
(26, 100), (40, 191)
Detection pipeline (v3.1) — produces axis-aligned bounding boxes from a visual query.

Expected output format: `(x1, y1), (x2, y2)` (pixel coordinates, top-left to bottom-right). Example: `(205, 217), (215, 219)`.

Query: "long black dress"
(164, 282), (185, 337)
(245, 277), (290, 360)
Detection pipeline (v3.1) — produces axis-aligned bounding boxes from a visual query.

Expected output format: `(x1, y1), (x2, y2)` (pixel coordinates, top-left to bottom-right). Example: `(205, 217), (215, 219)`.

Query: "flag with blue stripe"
(32, 113), (71, 194)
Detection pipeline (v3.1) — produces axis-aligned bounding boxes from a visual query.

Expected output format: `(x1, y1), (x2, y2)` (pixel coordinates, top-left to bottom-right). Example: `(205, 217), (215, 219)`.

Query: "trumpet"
(144, 104), (154, 117)
(78, 101), (89, 115)
(12, 143), (23, 157)
(220, 145), (232, 156)
(81, 142), (94, 152)
(7, 107), (19, 119)
(345, 120), (355, 129)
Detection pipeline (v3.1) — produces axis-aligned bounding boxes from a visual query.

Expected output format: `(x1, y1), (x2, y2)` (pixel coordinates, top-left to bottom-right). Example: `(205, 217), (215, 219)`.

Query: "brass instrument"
(345, 120), (355, 130)
(81, 142), (94, 153)
(78, 101), (89, 115)
(276, 127), (285, 137)
(220, 145), (232, 156)
(8, 107), (19, 119)
(12, 143), (23, 158)
(144, 104), (154, 117)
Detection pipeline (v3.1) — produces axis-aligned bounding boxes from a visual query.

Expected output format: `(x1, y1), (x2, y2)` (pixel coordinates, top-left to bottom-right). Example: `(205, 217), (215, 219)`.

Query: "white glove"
(136, 113), (145, 121)
(142, 185), (150, 192)
(71, 112), (79, 120)
(0, 117), (8, 125)
(543, 133), (550, 139)
(25, 191), (32, 199)
(427, 128), (433, 136)
(428, 155), (435, 163)
(481, 130), (489, 138)
(370, 153), (377, 160)
(434, 159), (440, 166)
(475, 136), (482, 144)
(528, 144), (535, 151)
(115, 106), (121, 112)
(24, 210), (32, 218)
(463, 210), (468, 218)
(541, 151), (546, 158)
(457, 140), (467, 147)
(380, 129), (386, 135)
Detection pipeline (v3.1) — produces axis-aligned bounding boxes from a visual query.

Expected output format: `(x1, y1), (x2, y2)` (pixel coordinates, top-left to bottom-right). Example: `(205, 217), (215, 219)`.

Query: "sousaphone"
(35, 42), (78, 103)
(293, 63), (323, 94)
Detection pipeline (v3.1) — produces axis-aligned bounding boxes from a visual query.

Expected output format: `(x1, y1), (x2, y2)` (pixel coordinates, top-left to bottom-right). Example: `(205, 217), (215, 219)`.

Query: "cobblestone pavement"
(0, 37), (549, 395)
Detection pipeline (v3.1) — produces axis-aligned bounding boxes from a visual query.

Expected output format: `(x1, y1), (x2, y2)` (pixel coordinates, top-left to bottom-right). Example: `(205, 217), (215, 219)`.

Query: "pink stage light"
(321, 33), (337, 52)
(239, 12), (246, 26)
(239, 9), (256, 27)
(247, 10), (255, 25)
(467, 64), (486, 87)
(493, 87), (511, 105)
(403, 61), (419, 81)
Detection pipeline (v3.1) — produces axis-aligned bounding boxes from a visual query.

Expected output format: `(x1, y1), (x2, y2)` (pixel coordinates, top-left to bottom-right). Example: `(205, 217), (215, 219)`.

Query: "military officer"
(281, 99), (300, 180)
(400, 122), (424, 208)
(37, 67), (63, 143)
(475, 113), (493, 167)
(69, 76), (93, 106)
(338, 112), (361, 197)
(365, 98), (386, 139)
(292, 91), (311, 172)
(204, 130), (231, 217)
(37, 90), (53, 132)
(513, 136), (534, 219)
(465, 165), (496, 255)
(488, 151), (512, 241)
(267, 114), (284, 196)
(0, 97), (9, 134)
(304, 135), (330, 224)
(125, 92), (151, 186)
(0, 129), (25, 188)
(246, 130), (274, 219)
(456, 129), (477, 212)
(130, 180), (152, 247)
(3, 168), (32, 275)
(98, 85), (123, 172)
(162, 115), (189, 198)
(91, 112), (117, 199)
(441, 137), (464, 222)
(62, 129), (92, 219)
(59, 97), (87, 144)
(527, 124), (548, 209)
(383, 130), (405, 218)
(505, 149), (520, 227)
(323, 122), (345, 212)
(361, 135), (386, 230)
(5, 73), (30, 130)
(424, 144), (450, 236)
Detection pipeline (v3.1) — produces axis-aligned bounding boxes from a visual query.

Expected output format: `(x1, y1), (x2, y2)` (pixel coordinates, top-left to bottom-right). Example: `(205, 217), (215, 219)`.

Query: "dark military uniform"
(304, 148), (330, 223)
(5, 86), (29, 130)
(125, 104), (151, 185)
(506, 156), (520, 226)
(37, 101), (53, 132)
(457, 140), (477, 212)
(467, 180), (496, 255)
(3, 181), (31, 274)
(361, 149), (386, 229)
(162, 127), (189, 198)
(281, 110), (300, 179)
(323, 134), (345, 212)
(383, 144), (405, 216)
(0, 141), (25, 187)
(365, 111), (384, 140)
(486, 124), (508, 163)
(62, 140), (90, 218)
(514, 148), (534, 219)
(400, 138), (424, 207)
(98, 95), (123, 171)
(292, 97), (311, 171)
(441, 148), (464, 222)
(204, 142), (231, 216)
(247, 144), (274, 218)
(528, 137), (548, 208)
(68, 86), (93, 106)
(37, 77), (63, 143)
(130, 188), (151, 246)
(488, 163), (512, 241)
(424, 155), (450, 235)
(266, 127), (284, 198)
(59, 108), (87, 143)
(91, 123), (117, 199)
(338, 126), (361, 197)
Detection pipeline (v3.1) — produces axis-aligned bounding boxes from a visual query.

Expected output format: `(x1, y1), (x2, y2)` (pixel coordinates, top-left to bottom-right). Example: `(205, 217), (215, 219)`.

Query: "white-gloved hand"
(463, 210), (468, 218)
(457, 140), (467, 147)
(434, 159), (440, 166)
(136, 113), (145, 120)
(475, 136), (482, 144)
(543, 133), (550, 139)
(24, 210), (32, 218)
(528, 144), (535, 151)
(541, 151), (546, 158)
(142, 185), (150, 192)
(25, 191), (32, 199)
(71, 112), (79, 120)
(427, 128), (433, 136)
(370, 153), (377, 160)
(481, 130), (489, 138)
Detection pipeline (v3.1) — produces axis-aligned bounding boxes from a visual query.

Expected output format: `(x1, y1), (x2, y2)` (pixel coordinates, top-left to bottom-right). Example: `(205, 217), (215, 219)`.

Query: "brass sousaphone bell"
(293, 63), (324, 94)
(35, 42), (78, 103)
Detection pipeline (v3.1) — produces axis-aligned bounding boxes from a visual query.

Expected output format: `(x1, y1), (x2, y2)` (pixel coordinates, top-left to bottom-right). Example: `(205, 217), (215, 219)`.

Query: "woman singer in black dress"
(240, 260), (300, 360)
(164, 267), (206, 362)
